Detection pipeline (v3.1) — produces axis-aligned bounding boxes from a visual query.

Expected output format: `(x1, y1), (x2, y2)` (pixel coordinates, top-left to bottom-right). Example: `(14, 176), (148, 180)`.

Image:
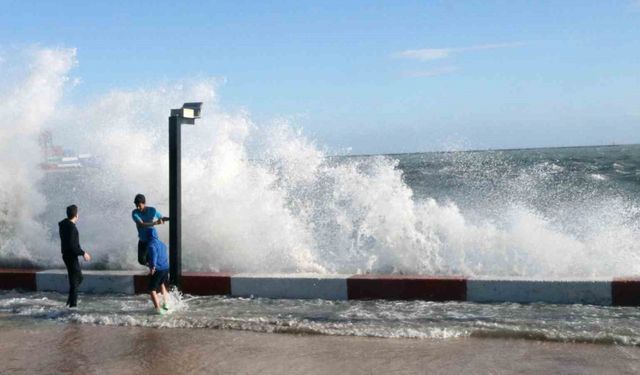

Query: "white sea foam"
(3, 291), (640, 345)
(0, 47), (77, 267)
(590, 173), (607, 181)
(0, 47), (639, 277)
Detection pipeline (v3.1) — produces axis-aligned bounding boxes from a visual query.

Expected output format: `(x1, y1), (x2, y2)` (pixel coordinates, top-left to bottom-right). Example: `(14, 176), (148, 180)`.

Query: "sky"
(1, 0), (639, 154)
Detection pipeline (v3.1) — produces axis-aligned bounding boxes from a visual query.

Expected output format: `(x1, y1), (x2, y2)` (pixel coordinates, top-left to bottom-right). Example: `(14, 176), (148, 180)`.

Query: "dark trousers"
(138, 240), (148, 266)
(62, 256), (83, 307)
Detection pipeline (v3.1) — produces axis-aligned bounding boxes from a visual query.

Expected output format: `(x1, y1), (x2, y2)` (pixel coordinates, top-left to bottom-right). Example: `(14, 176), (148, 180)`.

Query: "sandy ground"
(1, 322), (639, 375)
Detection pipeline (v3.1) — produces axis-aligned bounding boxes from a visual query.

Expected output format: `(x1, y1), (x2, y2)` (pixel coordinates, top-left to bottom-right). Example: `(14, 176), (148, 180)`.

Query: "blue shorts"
(148, 269), (169, 292)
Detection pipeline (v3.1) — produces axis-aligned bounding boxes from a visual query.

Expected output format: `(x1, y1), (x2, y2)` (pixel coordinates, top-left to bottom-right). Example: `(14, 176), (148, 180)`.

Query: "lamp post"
(169, 102), (202, 287)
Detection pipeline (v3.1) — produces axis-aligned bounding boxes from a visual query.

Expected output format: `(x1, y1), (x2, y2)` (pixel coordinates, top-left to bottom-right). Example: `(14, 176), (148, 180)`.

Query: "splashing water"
(4, 290), (640, 345)
(0, 47), (77, 266)
(1, 47), (639, 277)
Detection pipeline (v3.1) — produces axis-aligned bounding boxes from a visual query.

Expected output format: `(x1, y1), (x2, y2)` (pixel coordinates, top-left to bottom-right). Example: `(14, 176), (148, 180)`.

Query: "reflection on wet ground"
(1, 318), (640, 375)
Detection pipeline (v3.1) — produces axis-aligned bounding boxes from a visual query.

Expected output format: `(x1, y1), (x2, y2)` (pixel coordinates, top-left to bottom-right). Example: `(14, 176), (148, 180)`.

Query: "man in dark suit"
(58, 204), (91, 307)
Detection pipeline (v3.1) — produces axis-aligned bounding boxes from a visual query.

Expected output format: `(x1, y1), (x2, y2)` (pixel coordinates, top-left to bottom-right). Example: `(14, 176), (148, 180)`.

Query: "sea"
(2, 144), (640, 345)
(32, 144), (640, 277)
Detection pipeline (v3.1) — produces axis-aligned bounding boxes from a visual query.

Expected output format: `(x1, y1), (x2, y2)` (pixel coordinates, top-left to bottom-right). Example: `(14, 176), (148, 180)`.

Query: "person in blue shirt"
(145, 228), (170, 314)
(131, 194), (167, 266)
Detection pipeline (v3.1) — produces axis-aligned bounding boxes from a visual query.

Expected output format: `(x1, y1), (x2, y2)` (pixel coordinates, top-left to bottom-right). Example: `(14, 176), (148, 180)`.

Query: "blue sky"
(1, 0), (639, 154)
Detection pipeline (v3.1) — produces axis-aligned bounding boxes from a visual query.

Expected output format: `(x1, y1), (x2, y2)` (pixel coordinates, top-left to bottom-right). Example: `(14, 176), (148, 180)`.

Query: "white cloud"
(397, 48), (452, 61)
(394, 42), (524, 61)
(401, 66), (458, 78)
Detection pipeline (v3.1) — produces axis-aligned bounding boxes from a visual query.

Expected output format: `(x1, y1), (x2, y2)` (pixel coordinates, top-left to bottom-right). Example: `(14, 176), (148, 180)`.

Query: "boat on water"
(39, 130), (98, 171)
(41, 153), (97, 171)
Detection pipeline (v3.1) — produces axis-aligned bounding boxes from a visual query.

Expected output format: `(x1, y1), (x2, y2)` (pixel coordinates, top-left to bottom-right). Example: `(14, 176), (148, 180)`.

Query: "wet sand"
(1, 322), (639, 375)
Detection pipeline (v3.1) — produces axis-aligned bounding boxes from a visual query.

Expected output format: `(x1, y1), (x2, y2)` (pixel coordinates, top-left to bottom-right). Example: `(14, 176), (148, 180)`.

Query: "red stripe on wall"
(0, 269), (37, 291)
(182, 272), (232, 295)
(133, 273), (150, 294)
(347, 275), (467, 301)
(612, 278), (640, 306)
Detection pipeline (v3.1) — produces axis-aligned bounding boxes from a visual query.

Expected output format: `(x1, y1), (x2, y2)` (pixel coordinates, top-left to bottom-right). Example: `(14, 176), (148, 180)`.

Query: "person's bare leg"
(150, 291), (160, 310)
(160, 284), (169, 308)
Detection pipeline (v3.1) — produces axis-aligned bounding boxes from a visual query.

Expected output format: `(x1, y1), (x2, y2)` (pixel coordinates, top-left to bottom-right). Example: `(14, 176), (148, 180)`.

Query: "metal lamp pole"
(168, 102), (202, 287)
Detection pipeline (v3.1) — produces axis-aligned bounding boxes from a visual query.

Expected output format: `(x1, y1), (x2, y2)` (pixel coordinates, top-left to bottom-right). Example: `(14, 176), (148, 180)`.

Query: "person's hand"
(150, 267), (156, 275)
(83, 252), (91, 262)
(155, 219), (163, 225)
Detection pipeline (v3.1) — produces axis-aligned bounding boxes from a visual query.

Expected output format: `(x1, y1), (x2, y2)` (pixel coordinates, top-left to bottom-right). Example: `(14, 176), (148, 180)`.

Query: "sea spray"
(1, 47), (639, 277)
(0, 47), (76, 267)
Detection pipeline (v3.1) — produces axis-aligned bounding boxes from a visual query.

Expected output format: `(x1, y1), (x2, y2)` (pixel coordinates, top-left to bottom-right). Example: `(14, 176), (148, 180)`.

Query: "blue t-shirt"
(131, 207), (162, 242)
(146, 231), (169, 271)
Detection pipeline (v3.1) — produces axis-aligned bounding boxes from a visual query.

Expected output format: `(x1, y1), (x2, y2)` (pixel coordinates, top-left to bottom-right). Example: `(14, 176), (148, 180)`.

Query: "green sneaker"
(156, 308), (167, 315)
(162, 303), (169, 311)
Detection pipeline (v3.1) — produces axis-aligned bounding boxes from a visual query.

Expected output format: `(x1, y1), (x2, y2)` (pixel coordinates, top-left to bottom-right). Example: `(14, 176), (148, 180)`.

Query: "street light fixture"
(170, 102), (202, 123)
(169, 102), (202, 287)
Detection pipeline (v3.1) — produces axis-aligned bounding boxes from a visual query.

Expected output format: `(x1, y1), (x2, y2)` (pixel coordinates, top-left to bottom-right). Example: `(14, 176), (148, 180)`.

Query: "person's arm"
(133, 211), (162, 228)
(154, 210), (166, 225)
(136, 220), (162, 228)
(71, 226), (86, 257)
(148, 243), (158, 273)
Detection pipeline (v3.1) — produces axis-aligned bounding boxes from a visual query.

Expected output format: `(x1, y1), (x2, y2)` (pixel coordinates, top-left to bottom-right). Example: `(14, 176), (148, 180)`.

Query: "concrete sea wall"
(1, 269), (639, 306)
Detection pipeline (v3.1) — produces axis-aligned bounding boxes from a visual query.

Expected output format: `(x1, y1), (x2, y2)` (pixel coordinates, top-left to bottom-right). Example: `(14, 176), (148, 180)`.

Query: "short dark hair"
(66, 205), (78, 219)
(134, 194), (146, 205)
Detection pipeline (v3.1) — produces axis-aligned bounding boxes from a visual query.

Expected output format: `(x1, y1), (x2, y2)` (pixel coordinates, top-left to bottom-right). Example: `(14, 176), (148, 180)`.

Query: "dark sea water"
(395, 144), (640, 215)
